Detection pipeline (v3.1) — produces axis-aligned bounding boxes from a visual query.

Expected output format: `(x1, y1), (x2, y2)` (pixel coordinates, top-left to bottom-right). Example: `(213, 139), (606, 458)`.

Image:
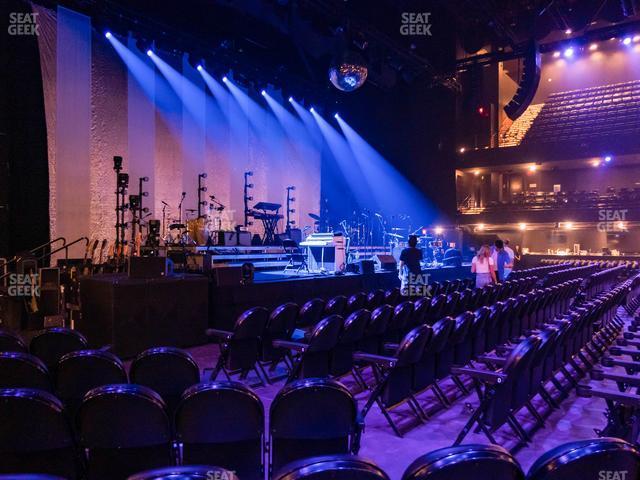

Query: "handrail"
(2, 237), (67, 268)
(0, 236), (89, 281)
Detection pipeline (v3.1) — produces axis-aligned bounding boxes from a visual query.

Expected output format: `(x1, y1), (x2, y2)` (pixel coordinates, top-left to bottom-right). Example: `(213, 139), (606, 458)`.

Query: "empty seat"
(330, 309), (370, 379)
(207, 307), (269, 386)
(0, 328), (27, 353)
(29, 327), (88, 373)
(78, 384), (172, 480)
(0, 388), (77, 478)
(367, 290), (385, 310)
(269, 378), (362, 474)
(325, 296), (347, 316)
(402, 444), (524, 480)
(127, 466), (238, 480)
(298, 299), (326, 328)
(130, 347), (200, 414)
(346, 293), (367, 314)
(260, 303), (299, 381)
(274, 455), (389, 480)
(527, 438), (640, 480)
(0, 352), (51, 391)
(57, 349), (127, 417)
(175, 382), (264, 480)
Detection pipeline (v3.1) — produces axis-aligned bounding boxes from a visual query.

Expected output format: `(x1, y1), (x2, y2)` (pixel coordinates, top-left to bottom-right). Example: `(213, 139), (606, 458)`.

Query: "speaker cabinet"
(375, 254), (397, 272)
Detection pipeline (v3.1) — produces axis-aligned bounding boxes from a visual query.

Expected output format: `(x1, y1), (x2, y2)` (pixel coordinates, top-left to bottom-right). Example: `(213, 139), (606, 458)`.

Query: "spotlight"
(459, 147), (466, 153)
(105, 31), (112, 39)
(565, 28), (572, 35)
(473, 169), (480, 176)
(222, 76), (228, 83)
(528, 164), (538, 172)
(592, 159), (601, 167)
(589, 43), (598, 51)
(309, 107), (315, 113)
(553, 51), (561, 58)
(519, 223), (527, 231)
(563, 47), (574, 58)
(634, 35), (640, 43)
(477, 223), (485, 231)
(288, 96), (294, 103)
(604, 155), (613, 162)
(196, 65), (203, 72)
(434, 226), (443, 235)
(623, 37), (632, 46)
(261, 90), (266, 96)
(146, 49), (153, 57)
(334, 113), (339, 119)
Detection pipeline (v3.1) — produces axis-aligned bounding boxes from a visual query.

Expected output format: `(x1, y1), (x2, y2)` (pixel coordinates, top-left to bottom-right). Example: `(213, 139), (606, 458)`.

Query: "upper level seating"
(523, 80), (640, 145)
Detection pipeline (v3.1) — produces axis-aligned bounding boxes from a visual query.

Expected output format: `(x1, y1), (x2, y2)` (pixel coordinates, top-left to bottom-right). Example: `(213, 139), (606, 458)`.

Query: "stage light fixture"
(196, 65), (203, 72)
(222, 76), (228, 83)
(105, 31), (112, 39)
(519, 223), (527, 231)
(477, 223), (485, 231)
(528, 164), (538, 172)
(434, 226), (443, 235)
(261, 90), (266, 96)
(623, 37), (632, 45)
(553, 51), (561, 58)
(604, 155), (612, 162)
(634, 35), (640, 43)
(473, 169), (480, 176)
(288, 96), (294, 103)
(562, 221), (574, 230)
(309, 107), (315, 113)
(334, 113), (339, 119)
(563, 47), (574, 58)
(146, 49), (153, 57)
(592, 159), (601, 167)
(589, 43), (598, 51)
(459, 147), (466, 153)
(565, 28), (572, 35)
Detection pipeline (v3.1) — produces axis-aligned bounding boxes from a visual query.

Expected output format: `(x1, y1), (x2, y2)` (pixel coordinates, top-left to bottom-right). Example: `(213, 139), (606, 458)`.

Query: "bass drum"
(187, 217), (210, 245)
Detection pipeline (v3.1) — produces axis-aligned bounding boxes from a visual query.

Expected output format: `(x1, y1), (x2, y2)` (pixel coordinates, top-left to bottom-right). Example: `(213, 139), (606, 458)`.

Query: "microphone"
(375, 213), (383, 218)
(161, 201), (169, 206)
(181, 192), (186, 197)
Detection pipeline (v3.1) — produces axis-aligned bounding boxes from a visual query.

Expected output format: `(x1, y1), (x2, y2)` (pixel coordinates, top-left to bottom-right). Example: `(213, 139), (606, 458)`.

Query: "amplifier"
(212, 265), (243, 286)
(215, 231), (251, 246)
(358, 259), (376, 275)
(375, 254), (397, 272)
(185, 253), (212, 273)
(128, 256), (173, 278)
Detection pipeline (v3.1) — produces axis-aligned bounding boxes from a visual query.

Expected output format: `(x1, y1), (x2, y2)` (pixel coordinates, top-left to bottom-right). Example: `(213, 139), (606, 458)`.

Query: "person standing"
(492, 239), (513, 282)
(503, 239), (515, 279)
(471, 244), (496, 288)
(398, 235), (423, 295)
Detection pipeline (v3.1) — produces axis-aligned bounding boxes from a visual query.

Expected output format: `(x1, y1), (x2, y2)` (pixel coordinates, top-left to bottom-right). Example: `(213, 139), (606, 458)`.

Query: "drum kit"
(163, 198), (231, 247)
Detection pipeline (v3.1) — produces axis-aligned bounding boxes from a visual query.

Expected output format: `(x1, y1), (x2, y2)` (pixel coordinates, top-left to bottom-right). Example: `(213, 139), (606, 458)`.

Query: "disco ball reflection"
(328, 51), (368, 92)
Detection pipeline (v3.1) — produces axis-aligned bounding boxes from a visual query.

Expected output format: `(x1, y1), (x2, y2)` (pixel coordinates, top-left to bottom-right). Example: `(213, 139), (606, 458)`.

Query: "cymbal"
(387, 233), (404, 239)
(308, 213), (321, 221)
(186, 209), (197, 212)
(169, 223), (186, 230)
(391, 227), (407, 231)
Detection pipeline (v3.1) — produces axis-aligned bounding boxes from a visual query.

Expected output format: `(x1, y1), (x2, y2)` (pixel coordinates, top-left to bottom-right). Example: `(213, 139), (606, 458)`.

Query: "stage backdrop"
(33, 4), (321, 256)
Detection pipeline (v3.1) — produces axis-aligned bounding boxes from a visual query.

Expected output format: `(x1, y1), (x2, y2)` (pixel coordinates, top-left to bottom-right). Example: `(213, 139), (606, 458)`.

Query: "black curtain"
(0, 0), (50, 258)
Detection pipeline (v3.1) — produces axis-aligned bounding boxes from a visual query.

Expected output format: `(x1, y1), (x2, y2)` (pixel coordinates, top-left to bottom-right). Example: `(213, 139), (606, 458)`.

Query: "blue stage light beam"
(290, 98), (322, 145)
(310, 108), (372, 209)
(336, 115), (437, 223)
(105, 32), (156, 102)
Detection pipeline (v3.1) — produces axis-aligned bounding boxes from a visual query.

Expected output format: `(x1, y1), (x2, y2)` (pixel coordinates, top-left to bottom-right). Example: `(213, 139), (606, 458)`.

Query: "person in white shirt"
(503, 239), (515, 279)
(471, 244), (496, 288)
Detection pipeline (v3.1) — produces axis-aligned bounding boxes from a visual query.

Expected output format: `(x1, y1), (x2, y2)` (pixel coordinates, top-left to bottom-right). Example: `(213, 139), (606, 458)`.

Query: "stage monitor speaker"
(358, 259), (375, 275)
(128, 256), (172, 278)
(375, 254), (397, 272)
(213, 266), (243, 286)
(216, 231), (251, 246)
(504, 41), (541, 120)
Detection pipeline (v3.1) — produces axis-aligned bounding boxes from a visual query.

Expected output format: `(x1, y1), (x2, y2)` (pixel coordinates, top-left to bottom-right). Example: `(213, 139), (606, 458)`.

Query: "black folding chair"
(527, 438), (640, 480)
(402, 444), (524, 480)
(57, 349), (127, 418)
(78, 384), (172, 480)
(297, 299), (326, 329)
(0, 388), (77, 479)
(175, 382), (264, 480)
(29, 327), (88, 375)
(0, 328), (27, 353)
(130, 347), (200, 415)
(273, 455), (389, 480)
(259, 302), (299, 383)
(0, 352), (52, 392)
(269, 378), (363, 475)
(127, 466), (238, 480)
(206, 307), (269, 386)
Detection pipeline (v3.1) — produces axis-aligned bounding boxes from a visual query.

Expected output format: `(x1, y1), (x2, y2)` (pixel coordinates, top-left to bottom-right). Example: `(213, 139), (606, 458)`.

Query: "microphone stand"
(161, 201), (168, 239)
(178, 192), (186, 224)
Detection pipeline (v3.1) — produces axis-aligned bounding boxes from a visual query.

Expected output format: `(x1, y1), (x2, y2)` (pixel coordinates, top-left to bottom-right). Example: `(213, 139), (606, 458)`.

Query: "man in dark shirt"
(399, 235), (423, 295)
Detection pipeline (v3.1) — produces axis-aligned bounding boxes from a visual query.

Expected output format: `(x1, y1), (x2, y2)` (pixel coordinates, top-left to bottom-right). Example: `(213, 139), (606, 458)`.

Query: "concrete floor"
(145, 307), (633, 479)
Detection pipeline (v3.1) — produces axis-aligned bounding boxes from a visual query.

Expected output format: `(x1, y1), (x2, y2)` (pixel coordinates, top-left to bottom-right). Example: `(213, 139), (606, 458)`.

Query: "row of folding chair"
(508, 263), (571, 281)
(0, 377), (361, 480)
(354, 280), (581, 436)
(453, 278), (629, 447)
(576, 274), (640, 442)
(540, 264), (599, 287)
(0, 345), (200, 416)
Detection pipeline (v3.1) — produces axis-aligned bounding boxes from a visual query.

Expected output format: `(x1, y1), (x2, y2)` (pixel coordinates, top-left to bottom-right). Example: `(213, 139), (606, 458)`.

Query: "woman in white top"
(471, 244), (496, 288)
